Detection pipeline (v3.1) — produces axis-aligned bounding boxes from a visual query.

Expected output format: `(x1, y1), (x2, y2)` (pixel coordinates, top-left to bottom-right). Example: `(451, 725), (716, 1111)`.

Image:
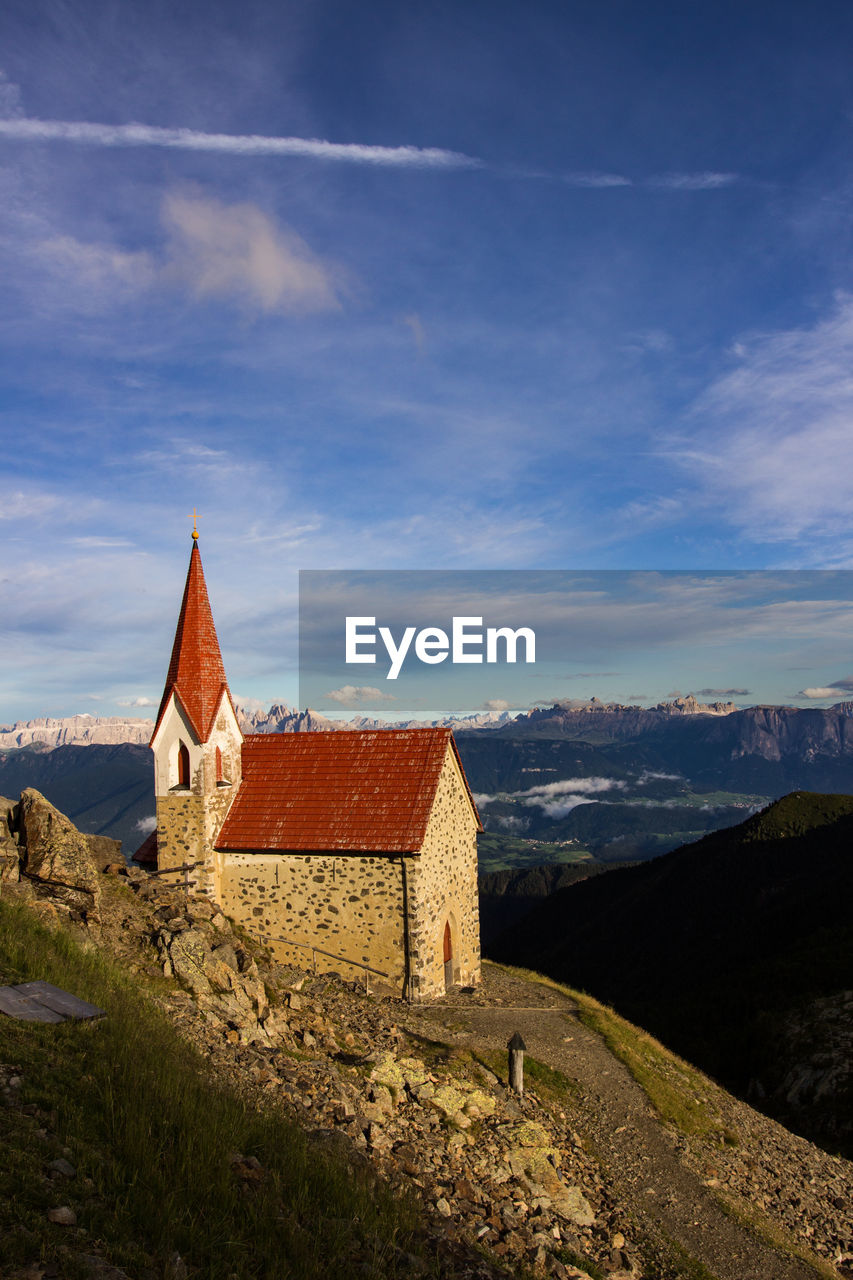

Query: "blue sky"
(4, 0), (853, 720)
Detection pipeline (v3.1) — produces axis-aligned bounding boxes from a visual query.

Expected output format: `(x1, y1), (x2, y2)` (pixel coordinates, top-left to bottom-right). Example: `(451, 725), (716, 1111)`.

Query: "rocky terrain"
(2, 790), (852, 1280)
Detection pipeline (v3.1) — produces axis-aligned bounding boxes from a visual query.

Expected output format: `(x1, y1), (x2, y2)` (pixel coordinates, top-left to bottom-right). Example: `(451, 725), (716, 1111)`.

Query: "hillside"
(490, 791), (853, 1157)
(0, 744), (153, 852)
(1, 790), (852, 1280)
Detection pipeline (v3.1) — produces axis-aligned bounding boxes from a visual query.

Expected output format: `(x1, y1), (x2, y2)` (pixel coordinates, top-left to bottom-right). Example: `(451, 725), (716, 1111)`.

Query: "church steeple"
(153, 537), (232, 745)
(149, 531), (243, 889)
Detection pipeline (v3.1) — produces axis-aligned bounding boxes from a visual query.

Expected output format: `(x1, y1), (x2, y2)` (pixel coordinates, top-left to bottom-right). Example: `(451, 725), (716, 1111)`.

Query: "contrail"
(0, 116), (738, 190)
(0, 116), (483, 169)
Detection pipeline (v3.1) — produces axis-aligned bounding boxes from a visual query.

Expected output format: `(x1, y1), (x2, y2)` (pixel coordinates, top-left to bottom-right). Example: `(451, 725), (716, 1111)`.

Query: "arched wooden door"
(443, 920), (453, 991)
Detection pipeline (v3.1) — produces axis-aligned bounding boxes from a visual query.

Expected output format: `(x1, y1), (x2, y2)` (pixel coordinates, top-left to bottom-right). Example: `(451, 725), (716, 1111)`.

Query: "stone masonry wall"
(153, 695), (242, 895)
(216, 852), (408, 995)
(407, 745), (481, 998)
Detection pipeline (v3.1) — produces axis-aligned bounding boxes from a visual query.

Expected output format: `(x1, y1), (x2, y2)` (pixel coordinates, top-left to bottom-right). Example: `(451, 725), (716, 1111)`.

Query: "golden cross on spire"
(188, 508), (202, 540)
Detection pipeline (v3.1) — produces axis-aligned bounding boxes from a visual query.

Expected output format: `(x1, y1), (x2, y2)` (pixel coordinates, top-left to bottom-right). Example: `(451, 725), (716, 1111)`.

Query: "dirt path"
(413, 964), (822, 1280)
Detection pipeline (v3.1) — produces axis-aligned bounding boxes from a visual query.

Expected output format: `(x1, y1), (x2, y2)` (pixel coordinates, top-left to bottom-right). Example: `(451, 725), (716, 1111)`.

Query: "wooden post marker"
(508, 1030), (526, 1096)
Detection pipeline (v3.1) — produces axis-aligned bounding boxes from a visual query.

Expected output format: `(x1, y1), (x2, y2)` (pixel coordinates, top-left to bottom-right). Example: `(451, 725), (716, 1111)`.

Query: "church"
(135, 532), (482, 999)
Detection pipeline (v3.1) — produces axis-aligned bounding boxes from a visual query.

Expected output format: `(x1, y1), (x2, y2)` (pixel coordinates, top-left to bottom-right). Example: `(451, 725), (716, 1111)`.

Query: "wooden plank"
(14, 981), (105, 1021)
(0, 985), (65, 1022)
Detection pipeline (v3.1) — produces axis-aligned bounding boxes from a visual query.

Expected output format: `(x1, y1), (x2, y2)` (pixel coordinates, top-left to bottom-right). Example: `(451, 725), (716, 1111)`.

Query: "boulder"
(0, 796), (20, 882)
(18, 788), (101, 918)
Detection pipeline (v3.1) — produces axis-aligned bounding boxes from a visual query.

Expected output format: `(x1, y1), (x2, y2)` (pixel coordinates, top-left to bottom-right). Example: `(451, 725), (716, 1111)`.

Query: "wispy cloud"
(69, 537), (135, 549)
(38, 235), (154, 297)
(162, 191), (344, 313)
(325, 685), (397, 707)
(0, 113), (740, 197)
(0, 116), (482, 169)
(561, 171), (631, 188)
(797, 686), (846, 699)
(696, 687), (750, 697)
(649, 172), (738, 190)
(476, 775), (627, 820)
(669, 295), (853, 553)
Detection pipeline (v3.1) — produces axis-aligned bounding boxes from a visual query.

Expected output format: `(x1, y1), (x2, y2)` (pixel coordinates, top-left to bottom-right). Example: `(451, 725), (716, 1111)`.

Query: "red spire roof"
(152, 540), (232, 743)
(216, 728), (482, 853)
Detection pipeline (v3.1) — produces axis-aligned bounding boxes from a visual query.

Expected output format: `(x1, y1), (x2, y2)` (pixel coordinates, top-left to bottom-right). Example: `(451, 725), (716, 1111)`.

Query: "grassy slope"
(0, 895), (418, 1280)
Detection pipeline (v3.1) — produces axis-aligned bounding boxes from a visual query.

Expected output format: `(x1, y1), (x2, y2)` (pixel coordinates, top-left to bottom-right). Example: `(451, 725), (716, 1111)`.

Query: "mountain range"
(4, 698), (853, 864)
(0, 694), (733, 750)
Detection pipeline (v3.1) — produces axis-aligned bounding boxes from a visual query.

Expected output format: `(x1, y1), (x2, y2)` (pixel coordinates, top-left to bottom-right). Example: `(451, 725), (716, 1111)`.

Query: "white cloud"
(479, 775), (628, 820)
(649, 172), (738, 189)
(671, 295), (853, 550)
(70, 537), (135, 549)
(234, 697), (273, 713)
(116, 696), (158, 707)
(0, 71), (22, 119)
(797, 687), (845, 699)
(561, 172), (631, 188)
(162, 191), (343, 313)
(481, 698), (511, 713)
(0, 116), (481, 170)
(521, 794), (600, 819)
(517, 776), (626, 801)
(0, 491), (64, 522)
(37, 234), (154, 299)
(325, 685), (398, 707)
(134, 815), (157, 834)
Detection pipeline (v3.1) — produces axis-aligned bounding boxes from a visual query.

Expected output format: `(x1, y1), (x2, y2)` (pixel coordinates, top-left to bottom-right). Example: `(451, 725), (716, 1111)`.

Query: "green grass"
(0, 896), (420, 1280)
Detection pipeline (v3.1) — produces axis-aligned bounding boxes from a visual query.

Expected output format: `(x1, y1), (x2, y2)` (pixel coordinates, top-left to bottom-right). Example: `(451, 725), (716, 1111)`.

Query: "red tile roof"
(216, 728), (481, 853)
(151, 541), (233, 744)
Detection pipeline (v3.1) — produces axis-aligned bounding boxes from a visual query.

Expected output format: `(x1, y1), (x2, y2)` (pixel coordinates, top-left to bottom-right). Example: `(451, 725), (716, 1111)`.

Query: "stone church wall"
(216, 851), (408, 994)
(406, 747), (481, 997)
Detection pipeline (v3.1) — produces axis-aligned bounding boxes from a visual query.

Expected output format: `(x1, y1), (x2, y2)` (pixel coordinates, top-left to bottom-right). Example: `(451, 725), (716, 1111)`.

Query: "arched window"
(215, 745), (223, 783)
(443, 920), (453, 991)
(177, 741), (190, 788)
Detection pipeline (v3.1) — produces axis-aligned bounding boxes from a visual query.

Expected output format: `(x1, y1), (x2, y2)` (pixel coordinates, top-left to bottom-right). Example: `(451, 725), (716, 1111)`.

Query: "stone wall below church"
(215, 851), (408, 995)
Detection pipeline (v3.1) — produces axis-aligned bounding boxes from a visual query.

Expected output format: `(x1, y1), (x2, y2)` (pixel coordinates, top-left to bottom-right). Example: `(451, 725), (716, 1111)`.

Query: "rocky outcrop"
(1, 789), (121, 921)
(0, 794), (20, 883)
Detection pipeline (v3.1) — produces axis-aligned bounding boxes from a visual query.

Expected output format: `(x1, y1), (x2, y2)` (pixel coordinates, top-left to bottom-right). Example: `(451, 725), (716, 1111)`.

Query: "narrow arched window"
(215, 746), (223, 782)
(177, 741), (190, 787)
